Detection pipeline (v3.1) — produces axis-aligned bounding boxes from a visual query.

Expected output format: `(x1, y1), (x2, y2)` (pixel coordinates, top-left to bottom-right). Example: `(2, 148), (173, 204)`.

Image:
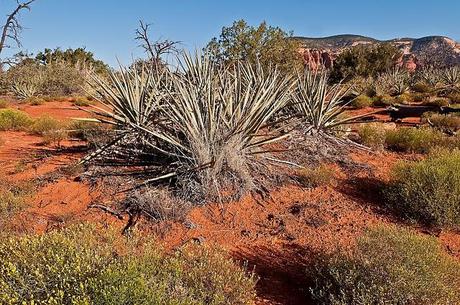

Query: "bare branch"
(0, 0), (36, 63)
(134, 20), (180, 64)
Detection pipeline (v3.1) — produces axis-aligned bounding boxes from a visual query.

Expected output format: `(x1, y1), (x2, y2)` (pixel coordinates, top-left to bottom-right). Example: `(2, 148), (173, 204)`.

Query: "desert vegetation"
(0, 2), (460, 304)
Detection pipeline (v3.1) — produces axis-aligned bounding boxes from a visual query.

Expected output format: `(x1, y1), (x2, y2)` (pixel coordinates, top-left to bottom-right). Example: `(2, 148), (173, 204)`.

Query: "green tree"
(35, 47), (109, 75)
(330, 43), (401, 82)
(205, 20), (303, 73)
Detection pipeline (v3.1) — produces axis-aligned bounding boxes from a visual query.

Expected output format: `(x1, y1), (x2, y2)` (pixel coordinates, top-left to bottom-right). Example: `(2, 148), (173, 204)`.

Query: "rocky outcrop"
(295, 35), (460, 70)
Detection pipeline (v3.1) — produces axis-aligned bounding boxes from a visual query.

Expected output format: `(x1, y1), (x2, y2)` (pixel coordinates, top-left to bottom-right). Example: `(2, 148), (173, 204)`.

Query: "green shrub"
(411, 81), (433, 93)
(72, 97), (93, 107)
(0, 109), (32, 131)
(0, 224), (256, 304)
(29, 115), (65, 135)
(372, 94), (394, 107)
(0, 180), (33, 223)
(351, 94), (373, 109)
(384, 149), (460, 227)
(384, 127), (445, 153)
(422, 112), (460, 132)
(0, 100), (8, 109)
(423, 98), (450, 107)
(24, 96), (46, 106)
(448, 92), (460, 104)
(394, 92), (413, 104)
(310, 225), (460, 305)
(296, 164), (335, 188)
(410, 92), (429, 103)
(357, 123), (386, 149)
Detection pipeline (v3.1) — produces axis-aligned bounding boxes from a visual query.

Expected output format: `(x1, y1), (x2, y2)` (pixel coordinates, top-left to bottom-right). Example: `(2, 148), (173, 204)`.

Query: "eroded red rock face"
(299, 36), (460, 71)
(301, 48), (334, 70)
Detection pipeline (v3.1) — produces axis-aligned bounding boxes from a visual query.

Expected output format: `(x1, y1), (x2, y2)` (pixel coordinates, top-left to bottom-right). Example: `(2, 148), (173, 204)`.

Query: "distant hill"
(293, 34), (460, 69)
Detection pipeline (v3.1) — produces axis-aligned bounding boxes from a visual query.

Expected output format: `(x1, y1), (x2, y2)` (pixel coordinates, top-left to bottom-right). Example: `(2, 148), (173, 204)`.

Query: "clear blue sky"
(2, 0), (459, 67)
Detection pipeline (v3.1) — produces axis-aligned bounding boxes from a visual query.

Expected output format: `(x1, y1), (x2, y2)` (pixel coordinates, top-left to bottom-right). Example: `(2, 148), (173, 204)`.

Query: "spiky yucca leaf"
(440, 66), (460, 92)
(292, 69), (373, 133)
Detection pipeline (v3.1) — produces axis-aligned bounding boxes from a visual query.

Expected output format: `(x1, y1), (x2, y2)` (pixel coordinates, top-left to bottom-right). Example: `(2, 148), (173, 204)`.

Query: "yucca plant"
(11, 74), (42, 99)
(416, 66), (442, 88)
(83, 53), (294, 200)
(77, 64), (168, 164)
(291, 69), (375, 135)
(440, 66), (460, 93)
(376, 68), (410, 96)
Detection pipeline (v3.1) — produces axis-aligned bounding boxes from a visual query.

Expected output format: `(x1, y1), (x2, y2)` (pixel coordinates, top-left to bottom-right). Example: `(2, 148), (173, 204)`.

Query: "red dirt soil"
(1, 100), (459, 305)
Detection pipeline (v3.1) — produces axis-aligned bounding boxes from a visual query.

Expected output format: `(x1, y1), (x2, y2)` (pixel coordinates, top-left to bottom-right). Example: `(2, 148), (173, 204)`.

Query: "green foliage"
(205, 19), (303, 73)
(372, 94), (394, 106)
(384, 127), (447, 153)
(35, 47), (109, 75)
(377, 68), (411, 96)
(310, 225), (460, 305)
(296, 164), (335, 188)
(384, 149), (460, 227)
(423, 97), (450, 107)
(29, 116), (68, 146)
(351, 94), (373, 109)
(394, 92), (414, 104)
(422, 112), (460, 132)
(0, 109), (32, 131)
(24, 96), (46, 105)
(330, 43), (401, 82)
(448, 92), (460, 104)
(0, 100), (8, 109)
(411, 81), (433, 93)
(0, 224), (256, 304)
(0, 180), (34, 225)
(357, 123), (386, 149)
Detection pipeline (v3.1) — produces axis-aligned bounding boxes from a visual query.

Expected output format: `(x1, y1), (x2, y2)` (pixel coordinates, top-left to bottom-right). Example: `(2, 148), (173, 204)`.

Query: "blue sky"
(2, 0), (459, 66)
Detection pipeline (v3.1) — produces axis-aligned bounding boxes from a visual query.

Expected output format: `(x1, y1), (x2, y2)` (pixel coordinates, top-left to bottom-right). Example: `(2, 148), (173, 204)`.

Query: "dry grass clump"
(384, 127), (445, 153)
(0, 224), (256, 304)
(423, 97), (450, 107)
(0, 100), (8, 109)
(372, 94), (394, 107)
(24, 96), (46, 106)
(29, 115), (69, 146)
(124, 188), (192, 223)
(384, 149), (460, 227)
(357, 122), (387, 149)
(296, 164), (335, 188)
(350, 94), (373, 109)
(0, 180), (34, 224)
(411, 81), (434, 93)
(309, 225), (460, 305)
(422, 112), (460, 133)
(0, 109), (32, 131)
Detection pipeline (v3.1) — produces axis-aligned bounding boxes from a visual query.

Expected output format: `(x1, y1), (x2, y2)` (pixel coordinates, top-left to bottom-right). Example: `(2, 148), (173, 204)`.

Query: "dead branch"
(88, 203), (124, 220)
(134, 20), (180, 64)
(0, 0), (36, 62)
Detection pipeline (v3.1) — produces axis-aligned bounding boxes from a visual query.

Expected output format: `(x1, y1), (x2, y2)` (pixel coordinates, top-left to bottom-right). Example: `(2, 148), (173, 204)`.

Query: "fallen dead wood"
(387, 104), (460, 121)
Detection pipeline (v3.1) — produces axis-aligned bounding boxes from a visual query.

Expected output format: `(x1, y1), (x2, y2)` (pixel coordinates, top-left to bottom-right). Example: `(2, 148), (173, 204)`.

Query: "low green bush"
(394, 92), (414, 104)
(309, 225), (460, 305)
(0, 180), (34, 224)
(357, 123), (387, 149)
(384, 149), (460, 227)
(411, 81), (433, 93)
(351, 94), (373, 109)
(372, 94), (394, 107)
(0, 224), (256, 304)
(422, 112), (460, 132)
(448, 92), (460, 104)
(24, 96), (46, 106)
(0, 109), (32, 131)
(0, 100), (8, 109)
(423, 98), (450, 107)
(383, 127), (458, 153)
(296, 164), (335, 188)
(28, 115), (65, 135)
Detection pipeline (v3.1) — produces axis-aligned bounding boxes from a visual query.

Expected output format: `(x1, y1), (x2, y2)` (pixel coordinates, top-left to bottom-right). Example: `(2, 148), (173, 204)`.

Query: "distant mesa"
(293, 34), (460, 71)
